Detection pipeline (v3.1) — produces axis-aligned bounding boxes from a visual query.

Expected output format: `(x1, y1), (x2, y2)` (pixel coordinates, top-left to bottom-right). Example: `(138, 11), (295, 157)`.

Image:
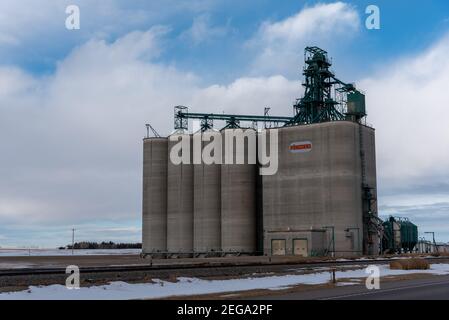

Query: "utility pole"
(71, 228), (75, 255)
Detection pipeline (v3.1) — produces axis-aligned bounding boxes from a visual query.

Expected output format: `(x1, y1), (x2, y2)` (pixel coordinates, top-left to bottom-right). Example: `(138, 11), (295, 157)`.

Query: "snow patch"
(336, 282), (359, 287)
(0, 263), (36, 269)
(1, 264), (449, 300)
(0, 249), (141, 257)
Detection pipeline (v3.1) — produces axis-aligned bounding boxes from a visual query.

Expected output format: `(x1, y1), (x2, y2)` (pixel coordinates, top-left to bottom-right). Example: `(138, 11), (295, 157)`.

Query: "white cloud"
(247, 2), (360, 76)
(259, 2), (358, 42)
(0, 0), (220, 61)
(192, 75), (297, 115)
(0, 67), (38, 97)
(0, 27), (192, 224)
(0, 1), (62, 47)
(181, 14), (231, 45)
(360, 33), (449, 189)
(0, 27), (298, 228)
(0, 34), (19, 46)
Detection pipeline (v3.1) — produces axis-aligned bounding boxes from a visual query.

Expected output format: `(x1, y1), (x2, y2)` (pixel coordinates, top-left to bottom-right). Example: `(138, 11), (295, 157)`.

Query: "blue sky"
(1, 0), (449, 247)
(4, 0), (449, 80)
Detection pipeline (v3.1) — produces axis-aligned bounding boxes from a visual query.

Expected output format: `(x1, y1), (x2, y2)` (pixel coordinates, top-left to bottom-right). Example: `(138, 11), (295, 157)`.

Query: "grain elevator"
(142, 47), (380, 258)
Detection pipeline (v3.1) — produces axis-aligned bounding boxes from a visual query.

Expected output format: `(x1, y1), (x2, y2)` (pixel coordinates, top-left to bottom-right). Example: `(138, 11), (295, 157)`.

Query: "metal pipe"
(178, 112), (292, 123)
(324, 226), (335, 257)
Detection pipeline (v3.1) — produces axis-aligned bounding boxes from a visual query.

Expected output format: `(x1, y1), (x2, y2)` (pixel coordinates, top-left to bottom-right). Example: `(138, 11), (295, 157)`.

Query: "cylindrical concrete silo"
(221, 128), (257, 254)
(193, 131), (221, 256)
(142, 138), (168, 258)
(167, 133), (194, 258)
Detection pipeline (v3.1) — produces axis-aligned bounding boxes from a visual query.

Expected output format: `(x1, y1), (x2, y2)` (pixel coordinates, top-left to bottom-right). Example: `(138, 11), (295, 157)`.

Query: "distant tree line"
(63, 241), (142, 250)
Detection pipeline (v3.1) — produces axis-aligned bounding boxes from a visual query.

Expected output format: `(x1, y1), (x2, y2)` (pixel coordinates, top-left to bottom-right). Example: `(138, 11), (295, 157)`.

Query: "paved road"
(254, 275), (449, 300)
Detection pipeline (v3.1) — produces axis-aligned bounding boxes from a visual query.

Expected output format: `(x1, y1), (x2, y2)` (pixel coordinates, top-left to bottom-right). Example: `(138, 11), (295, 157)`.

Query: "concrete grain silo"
(263, 121), (377, 257)
(142, 137), (168, 257)
(142, 46), (379, 259)
(193, 131), (222, 256)
(220, 129), (257, 254)
(167, 133), (194, 258)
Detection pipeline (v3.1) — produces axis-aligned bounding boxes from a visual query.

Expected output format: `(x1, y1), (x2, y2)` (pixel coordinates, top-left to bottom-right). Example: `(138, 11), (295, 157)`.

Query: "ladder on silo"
(359, 124), (369, 254)
(359, 124), (382, 254)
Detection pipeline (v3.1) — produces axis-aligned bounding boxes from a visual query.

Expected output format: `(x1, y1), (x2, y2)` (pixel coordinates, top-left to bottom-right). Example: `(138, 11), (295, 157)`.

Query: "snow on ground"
(0, 249), (141, 257)
(336, 282), (360, 286)
(355, 256), (421, 261)
(0, 263), (37, 269)
(287, 265), (364, 273)
(1, 264), (449, 300)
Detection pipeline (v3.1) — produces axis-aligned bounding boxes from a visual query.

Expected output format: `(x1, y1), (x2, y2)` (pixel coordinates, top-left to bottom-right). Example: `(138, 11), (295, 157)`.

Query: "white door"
(293, 239), (308, 257)
(271, 240), (286, 256)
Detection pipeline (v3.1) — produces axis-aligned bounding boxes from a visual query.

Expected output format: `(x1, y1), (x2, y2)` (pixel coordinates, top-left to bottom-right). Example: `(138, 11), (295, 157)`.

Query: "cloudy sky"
(1, 0), (449, 247)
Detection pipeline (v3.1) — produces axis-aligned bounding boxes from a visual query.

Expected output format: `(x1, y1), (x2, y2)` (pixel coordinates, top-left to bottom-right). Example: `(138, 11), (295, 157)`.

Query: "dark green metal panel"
(347, 91), (366, 118)
(400, 220), (418, 251)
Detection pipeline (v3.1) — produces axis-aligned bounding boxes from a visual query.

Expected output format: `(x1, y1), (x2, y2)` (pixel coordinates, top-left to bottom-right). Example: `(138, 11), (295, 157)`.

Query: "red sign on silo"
(289, 141), (313, 153)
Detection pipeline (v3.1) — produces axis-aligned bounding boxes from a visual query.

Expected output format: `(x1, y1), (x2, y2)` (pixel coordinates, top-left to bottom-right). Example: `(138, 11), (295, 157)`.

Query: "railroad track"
(1, 256), (447, 277)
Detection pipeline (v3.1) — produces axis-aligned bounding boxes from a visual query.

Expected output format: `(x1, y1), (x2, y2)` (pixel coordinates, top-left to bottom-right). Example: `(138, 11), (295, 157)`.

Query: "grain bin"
(193, 131), (222, 256)
(382, 217), (418, 253)
(220, 128), (257, 254)
(167, 133), (194, 258)
(400, 219), (418, 252)
(142, 137), (168, 258)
